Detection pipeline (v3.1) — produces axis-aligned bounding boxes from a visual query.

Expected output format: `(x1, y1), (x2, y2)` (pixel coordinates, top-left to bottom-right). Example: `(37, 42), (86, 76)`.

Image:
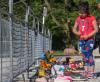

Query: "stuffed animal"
(78, 62), (84, 68)
(38, 67), (46, 77)
(49, 58), (56, 62)
(40, 60), (51, 69)
(69, 58), (77, 70)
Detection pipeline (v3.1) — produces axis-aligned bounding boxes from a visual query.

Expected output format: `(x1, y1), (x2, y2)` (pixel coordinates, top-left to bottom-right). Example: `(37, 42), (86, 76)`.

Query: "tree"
(0, 0), (99, 50)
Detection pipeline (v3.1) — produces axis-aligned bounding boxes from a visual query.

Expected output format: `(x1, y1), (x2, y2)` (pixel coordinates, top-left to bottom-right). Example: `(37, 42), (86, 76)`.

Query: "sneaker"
(92, 73), (97, 79)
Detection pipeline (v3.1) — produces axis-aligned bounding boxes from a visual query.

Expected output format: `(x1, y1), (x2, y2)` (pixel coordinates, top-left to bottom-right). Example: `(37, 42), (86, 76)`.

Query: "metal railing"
(0, 1), (52, 82)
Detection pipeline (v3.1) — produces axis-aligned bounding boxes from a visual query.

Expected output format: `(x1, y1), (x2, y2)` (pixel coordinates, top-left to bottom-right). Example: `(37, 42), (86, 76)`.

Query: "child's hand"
(80, 35), (89, 40)
(77, 31), (81, 36)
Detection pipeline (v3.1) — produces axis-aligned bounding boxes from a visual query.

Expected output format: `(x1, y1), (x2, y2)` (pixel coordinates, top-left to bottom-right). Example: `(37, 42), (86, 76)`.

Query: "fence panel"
(0, 15), (52, 82)
(45, 37), (49, 51)
(34, 33), (43, 58)
(0, 19), (11, 82)
(28, 29), (33, 67)
(12, 23), (22, 78)
(31, 30), (35, 61)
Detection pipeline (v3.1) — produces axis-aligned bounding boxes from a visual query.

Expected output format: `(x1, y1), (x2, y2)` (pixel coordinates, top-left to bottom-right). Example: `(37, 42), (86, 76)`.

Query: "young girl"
(72, 1), (98, 78)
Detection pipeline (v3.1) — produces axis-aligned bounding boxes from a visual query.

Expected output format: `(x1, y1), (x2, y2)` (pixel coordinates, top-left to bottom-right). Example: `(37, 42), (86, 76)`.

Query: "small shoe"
(92, 73), (97, 79)
(86, 72), (92, 79)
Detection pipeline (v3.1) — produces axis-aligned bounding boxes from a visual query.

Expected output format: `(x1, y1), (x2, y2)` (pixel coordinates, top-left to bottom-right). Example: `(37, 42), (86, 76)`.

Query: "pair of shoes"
(87, 72), (92, 79)
(84, 71), (92, 79)
(91, 73), (97, 79)
(82, 71), (89, 78)
(81, 71), (86, 77)
(87, 73), (97, 79)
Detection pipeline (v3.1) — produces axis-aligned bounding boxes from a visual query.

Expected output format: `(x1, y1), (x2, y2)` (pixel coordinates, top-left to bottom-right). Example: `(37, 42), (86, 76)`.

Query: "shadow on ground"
(96, 72), (100, 77)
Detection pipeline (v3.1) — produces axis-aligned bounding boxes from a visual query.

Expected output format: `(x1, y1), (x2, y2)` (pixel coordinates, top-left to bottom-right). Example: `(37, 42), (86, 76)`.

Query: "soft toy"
(40, 60), (51, 69)
(78, 61), (84, 68)
(38, 67), (46, 77)
(69, 58), (77, 70)
(49, 58), (56, 62)
(40, 60), (47, 68)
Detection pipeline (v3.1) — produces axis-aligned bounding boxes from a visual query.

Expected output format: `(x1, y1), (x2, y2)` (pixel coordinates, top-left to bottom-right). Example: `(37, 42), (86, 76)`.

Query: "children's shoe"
(92, 73), (97, 79)
(86, 72), (92, 79)
(81, 71), (87, 78)
(87, 73), (97, 79)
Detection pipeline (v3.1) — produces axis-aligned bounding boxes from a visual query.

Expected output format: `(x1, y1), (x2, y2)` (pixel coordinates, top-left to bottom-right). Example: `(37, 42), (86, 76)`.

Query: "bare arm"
(72, 22), (80, 36)
(87, 20), (98, 38)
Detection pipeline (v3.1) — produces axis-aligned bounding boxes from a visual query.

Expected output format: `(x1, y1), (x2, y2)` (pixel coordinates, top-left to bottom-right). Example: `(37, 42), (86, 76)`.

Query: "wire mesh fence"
(0, 12), (52, 82)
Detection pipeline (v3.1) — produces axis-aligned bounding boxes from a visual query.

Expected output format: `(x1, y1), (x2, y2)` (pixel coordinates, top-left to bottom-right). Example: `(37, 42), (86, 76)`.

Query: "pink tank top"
(75, 15), (95, 40)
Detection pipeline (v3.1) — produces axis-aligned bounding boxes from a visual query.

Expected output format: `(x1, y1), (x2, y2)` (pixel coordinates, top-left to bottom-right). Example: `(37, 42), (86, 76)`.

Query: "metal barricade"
(34, 33), (43, 65)
(45, 37), (49, 51)
(0, 2), (52, 82)
(0, 19), (11, 82)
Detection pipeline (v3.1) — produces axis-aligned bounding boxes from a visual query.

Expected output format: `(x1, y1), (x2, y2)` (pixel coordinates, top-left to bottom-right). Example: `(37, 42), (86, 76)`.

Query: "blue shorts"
(79, 39), (95, 66)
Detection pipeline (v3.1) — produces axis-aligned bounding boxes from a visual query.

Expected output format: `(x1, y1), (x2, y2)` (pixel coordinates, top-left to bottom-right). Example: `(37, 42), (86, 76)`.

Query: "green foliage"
(0, 0), (99, 50)
(30, 0), (43, 18)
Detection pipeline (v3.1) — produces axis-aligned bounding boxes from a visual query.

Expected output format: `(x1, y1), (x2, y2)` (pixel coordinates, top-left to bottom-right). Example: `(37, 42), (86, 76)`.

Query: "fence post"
(32, 18), (36, 61)
(48, 29), (50, 50)
(0, 10), (2, 82)
(42, 6), (47, 52)
(9, 0), (13, 82)
(42, 24), (45, 52)
(45, 29), (47, 50)
(25, 5), (30, 79)
(50, 32), (52, 50)
(37, 20), (39, 58)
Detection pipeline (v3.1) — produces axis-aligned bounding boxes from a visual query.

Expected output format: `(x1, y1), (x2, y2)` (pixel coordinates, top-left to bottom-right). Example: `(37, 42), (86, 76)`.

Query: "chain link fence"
(0, 11), (52, 82)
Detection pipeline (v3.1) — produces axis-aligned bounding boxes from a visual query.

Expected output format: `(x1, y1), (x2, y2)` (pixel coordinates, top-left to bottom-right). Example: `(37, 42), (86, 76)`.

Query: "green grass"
(54, 51), (64, 56)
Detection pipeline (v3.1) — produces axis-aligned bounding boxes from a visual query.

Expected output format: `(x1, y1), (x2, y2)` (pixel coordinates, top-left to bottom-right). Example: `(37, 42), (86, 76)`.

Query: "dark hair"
(78, 1), (90, 15)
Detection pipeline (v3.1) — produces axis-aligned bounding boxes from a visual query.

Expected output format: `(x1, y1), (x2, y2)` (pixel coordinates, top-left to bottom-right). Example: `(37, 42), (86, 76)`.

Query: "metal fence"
(0, 11), (52, 82)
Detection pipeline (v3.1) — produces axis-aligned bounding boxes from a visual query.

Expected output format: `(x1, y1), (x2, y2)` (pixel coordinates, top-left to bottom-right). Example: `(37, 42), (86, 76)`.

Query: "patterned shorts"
(79, 39), (95, 66)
